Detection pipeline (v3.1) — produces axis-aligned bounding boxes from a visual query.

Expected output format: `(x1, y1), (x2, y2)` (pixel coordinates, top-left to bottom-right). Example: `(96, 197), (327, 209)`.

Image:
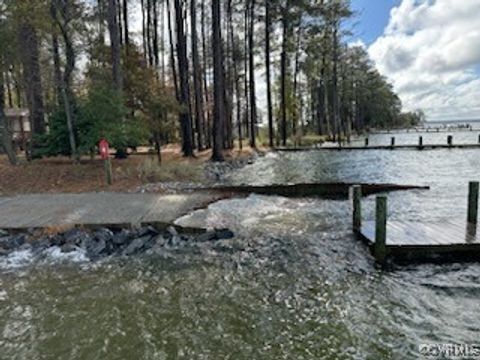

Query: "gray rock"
(94, 228), (114, 243)
(112, 230), (130, 245)
(122, 235), (151, 256)
(0, 234), (26, 250)
(196, 231), (217, 242)
(80, 234), (95, 250)
(61, 244), (78, 253)
(0, 229), (9, 237)
(167, 226), (178, 236)
(64, 228), (85, 245)
(31, 237), (51, 252)
(137, 226), (159, 237)
(153, 235), (167, 247)
(168, 235), (181, 247)
(195, 229), (234, 242)
(215, 229), (234, 240)
(0, 247), (10, 256)
(86, 239), (106, 259)
(51, 234), (65, 247)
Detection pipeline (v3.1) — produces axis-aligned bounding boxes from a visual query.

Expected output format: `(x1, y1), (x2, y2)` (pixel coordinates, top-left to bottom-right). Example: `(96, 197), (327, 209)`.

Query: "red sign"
(99, 139), (110, 160)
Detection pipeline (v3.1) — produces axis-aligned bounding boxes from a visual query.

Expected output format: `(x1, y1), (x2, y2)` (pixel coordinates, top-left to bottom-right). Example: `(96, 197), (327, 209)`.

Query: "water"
(2, 132), (480, 359)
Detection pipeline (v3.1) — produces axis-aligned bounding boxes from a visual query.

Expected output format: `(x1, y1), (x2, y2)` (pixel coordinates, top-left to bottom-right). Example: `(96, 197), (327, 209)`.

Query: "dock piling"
(365, 138), (369, 147)
(391, 137), (395, 148)
(447, 135), (453, 146)
(352, 185), (362, 231)
(418, 136), (424, 149)
(375, 196), (387, 264)
(468, 181), (479, 224)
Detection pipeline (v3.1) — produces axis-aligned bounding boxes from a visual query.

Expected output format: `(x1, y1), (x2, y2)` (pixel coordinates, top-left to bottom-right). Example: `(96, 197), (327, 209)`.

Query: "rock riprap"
(0, 226), (235, 261)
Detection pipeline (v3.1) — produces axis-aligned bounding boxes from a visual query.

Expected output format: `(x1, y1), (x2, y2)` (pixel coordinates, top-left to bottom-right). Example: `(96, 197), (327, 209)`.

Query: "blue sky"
(349, 0), (400, 44)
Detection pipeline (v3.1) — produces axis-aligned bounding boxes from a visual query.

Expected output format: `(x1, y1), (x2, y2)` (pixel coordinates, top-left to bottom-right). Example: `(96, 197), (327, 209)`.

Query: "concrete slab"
(0, 192), (223, 230)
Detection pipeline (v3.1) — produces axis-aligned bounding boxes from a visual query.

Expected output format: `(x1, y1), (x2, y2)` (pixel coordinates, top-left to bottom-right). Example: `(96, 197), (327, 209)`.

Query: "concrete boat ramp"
(0, 192), (225, 231)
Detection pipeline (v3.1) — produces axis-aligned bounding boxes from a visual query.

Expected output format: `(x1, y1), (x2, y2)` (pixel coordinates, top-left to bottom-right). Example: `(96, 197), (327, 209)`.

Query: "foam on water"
(0, 246), (89, 271)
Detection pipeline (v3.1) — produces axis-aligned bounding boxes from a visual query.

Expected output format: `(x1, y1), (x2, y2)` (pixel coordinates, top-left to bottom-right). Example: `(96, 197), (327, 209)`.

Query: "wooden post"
(365, 138), (369, 147)
(447, 135), (453, 146)
(375, 196), (387, 264)
(352, 185), (362, 231)
(418, 136), (423, 149)
(467, 181), (479, 224)
(104, 158), (112, 185)
(478, 134), (480, 144)
(390, 137), (395, 148)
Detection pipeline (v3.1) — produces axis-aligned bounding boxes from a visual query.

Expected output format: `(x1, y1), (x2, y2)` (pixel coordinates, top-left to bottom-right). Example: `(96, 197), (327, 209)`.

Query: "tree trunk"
(141, 0), (147, 58)
(166, 0), (179, 99)
(107, 0), (123, 91)
(332, 21), (340, 145)
(248, 0), (256, 148)
(0, 73), (17, 165)
(201, 0), (211, 148)
(174, 0), (194, 157)
(51, 30), (63, 106)
(146, 0), (153, 66)
(243, 2), (250, 139)
(191, 0), (204, 151)
(117, 0), (123, 45)
(5, 71), (13, 108)
(280, 4), (289, 146)
(51, 0), (79, 162)
(292, 26), (302, 145)
(265, 0), (274, 147)
(228, 0), (242, 150)
(18, 22), (46, 136)
(211, 0), (225, 161)
(153, 0), (160, 69)
(122, 0), (129, 52)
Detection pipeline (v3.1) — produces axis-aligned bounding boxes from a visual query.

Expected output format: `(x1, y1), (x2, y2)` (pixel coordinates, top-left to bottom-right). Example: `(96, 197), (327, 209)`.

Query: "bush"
(35, 87), (149, 158)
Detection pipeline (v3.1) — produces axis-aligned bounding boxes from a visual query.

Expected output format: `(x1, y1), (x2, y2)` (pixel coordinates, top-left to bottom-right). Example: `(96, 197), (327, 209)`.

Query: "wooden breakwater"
(200, 182), (429, 199)
(352, 182), (480, 265)
(276, 134), (480, 151)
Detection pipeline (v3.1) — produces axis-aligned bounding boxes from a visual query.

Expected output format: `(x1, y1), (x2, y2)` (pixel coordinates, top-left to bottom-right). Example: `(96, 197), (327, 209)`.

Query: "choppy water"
(2, 131), (480, 359)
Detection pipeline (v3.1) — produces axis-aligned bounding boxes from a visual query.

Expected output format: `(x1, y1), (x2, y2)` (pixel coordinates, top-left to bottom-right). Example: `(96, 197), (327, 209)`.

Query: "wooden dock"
(351, 182), (480, 265)
(357, 220), (480, 263)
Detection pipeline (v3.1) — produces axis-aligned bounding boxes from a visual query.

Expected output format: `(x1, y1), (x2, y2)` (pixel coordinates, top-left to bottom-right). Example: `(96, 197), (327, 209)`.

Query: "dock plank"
(360, 220), (480, 246)
(358, 220), (480, 263)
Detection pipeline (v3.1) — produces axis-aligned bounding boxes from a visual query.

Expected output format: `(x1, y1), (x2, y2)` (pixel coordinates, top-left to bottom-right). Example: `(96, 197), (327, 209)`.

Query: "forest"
(0, 0), (424, 165)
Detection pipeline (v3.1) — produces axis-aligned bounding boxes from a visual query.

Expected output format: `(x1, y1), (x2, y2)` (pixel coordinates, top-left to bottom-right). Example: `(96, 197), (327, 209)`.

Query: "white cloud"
(368, 0), (480, 121)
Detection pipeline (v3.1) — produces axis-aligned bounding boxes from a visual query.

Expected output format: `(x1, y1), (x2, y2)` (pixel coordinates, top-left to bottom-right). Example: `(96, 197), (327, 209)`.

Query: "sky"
(351, 0), (480, 121)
